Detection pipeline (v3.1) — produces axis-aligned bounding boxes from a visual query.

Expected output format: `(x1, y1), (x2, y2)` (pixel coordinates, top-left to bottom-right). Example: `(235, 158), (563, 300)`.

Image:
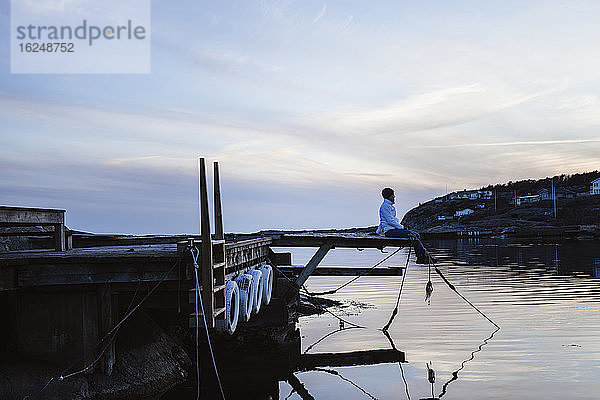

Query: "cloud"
(312, 4), (327, 24)
(412, 138), (600, 149)
(296, 83), (564, 138)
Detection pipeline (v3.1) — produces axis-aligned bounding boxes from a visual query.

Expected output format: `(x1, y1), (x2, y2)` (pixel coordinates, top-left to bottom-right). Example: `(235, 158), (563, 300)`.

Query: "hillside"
(401, 171), (600, 237)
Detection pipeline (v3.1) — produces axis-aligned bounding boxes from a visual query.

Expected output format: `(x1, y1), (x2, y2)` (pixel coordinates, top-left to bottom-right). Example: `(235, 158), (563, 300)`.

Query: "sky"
(1, 0), (599, 234)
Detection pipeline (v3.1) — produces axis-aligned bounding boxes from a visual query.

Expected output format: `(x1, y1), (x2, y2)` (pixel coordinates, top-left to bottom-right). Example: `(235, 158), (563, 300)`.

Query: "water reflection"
(430, 238), (600, 277)
(192, 239), (600, 399)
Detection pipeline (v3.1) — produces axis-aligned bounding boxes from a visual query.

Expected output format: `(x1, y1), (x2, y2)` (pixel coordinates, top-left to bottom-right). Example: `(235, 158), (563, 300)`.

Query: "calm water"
(274, 238), (600, 400)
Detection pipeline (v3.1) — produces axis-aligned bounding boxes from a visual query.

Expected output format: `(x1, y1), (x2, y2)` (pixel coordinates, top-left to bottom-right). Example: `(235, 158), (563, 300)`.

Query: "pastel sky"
(1, 0), (599, 234)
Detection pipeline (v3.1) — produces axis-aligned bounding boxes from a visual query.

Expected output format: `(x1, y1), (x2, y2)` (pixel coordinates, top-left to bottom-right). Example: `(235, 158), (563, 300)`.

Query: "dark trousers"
(384, 229), (427, 260)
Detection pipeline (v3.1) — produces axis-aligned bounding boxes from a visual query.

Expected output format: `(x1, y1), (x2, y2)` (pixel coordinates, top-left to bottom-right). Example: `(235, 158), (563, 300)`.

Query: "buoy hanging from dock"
(260, 264), (273, 306)
(217, 280), (240, 335)
(235, 273), (254, 322)
(249, 269), (263, 314)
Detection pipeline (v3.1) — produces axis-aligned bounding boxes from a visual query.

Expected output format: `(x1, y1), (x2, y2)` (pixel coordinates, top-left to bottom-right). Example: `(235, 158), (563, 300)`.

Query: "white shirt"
(376, 198), (404, 234)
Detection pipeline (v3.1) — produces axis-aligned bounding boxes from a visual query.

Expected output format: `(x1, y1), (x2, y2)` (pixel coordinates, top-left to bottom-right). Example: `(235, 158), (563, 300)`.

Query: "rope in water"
(382, 329), (411, 400)
(438, 325), (500, 398)
(382, 242), (412, 332)
(414, 237), (500, 329)
(313, 367), (379, 400)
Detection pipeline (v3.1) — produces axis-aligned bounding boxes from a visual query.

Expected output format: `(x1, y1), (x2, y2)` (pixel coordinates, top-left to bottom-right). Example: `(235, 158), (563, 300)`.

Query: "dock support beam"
(294, 242), (334, 288)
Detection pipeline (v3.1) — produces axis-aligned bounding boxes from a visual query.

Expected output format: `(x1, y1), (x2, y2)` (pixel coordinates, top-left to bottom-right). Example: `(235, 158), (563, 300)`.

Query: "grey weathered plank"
(278, 265), (404, 276)
(271, 233), (411, 248)
(0, 206), (65, 225)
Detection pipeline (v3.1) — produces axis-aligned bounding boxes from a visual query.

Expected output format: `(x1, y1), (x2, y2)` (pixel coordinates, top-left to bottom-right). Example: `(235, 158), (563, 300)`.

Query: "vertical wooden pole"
(54, 223), (66, 251)
(198, 158), (214, 328)
(213, 161), (224, 241)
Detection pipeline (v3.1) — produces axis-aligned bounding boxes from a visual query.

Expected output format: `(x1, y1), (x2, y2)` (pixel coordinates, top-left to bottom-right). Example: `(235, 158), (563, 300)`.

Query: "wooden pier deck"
(0, 159), (413, 397)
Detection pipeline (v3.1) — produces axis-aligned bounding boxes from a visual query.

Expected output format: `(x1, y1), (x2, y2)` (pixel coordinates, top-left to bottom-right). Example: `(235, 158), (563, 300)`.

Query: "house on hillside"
(479, 190), (493, 199)
(591, 178), (600, 195)
(447, 189), (492, 200)
(537, 188), (552, 200)
(516, 194), (541, 206)
(556, 188), (577, 199)
(455, 208), (474, 217)
(448, 190), (472, 200)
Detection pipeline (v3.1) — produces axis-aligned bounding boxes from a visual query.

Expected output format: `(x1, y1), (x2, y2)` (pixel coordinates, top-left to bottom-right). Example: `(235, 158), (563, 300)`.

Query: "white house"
(516, 194), (541, 206)
(455, 208), (474, 217)
(591, 178), (600, 195)
(479, 190), (493, 199)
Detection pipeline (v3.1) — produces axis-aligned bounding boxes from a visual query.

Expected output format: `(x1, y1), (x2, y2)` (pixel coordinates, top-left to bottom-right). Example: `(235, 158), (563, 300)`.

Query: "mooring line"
(382, 243), (412, 332)
(438, 326), (500, 398)
(382, 329), (411, 400)
(191, 245), (227, 400)
(303, 325), (362, 354)
(314, 367), (379, 400)
(415, 237), (500, 330)
(303, 247), (403, 296)
(433, 266), (500, 329)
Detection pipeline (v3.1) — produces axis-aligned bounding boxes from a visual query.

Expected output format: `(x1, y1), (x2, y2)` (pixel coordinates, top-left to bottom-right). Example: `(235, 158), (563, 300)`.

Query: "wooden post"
(198, 158), (214, 328)
(213, 161), (224, 241)
(98, 283), (115, 375)
(54, 223), (66, 251)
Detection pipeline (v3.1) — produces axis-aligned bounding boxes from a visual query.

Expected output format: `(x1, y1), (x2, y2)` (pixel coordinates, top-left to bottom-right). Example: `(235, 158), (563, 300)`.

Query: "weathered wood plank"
(271, 234), (411, 249)
(0, 238), (272, 291)
(16, 261), (180, 287)
(278, 265), (404, 276)
(0, 206), (65, 226)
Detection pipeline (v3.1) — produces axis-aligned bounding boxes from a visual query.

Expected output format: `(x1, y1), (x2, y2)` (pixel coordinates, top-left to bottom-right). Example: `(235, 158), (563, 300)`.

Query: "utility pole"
(494, 189), (497, 211)
(552, 178), (557, 219)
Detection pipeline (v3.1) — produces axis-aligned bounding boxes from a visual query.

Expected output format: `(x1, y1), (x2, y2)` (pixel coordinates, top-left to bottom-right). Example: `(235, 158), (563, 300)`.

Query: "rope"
(414, 237), (500, 329)
(190, 245), (226, 400)
(381, 243), (412, 332)
(438, 326), (499, 398)
(314, 367), (378, 400)
(26, 252), (185, 399)
(382, 330), (410, 400)
(303, 326), (361, 354)
(303, 247), (404, 296)
(269, 262), (365, 328)
(433, 267), (499, 329)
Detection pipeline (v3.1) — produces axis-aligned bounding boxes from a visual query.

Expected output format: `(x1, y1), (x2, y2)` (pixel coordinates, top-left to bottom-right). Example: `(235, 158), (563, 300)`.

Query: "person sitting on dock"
(376, 187), (432, 264)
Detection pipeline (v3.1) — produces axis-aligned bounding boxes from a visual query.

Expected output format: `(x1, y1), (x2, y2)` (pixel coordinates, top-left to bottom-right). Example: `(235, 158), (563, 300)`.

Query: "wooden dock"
(0, 158), (412, 398)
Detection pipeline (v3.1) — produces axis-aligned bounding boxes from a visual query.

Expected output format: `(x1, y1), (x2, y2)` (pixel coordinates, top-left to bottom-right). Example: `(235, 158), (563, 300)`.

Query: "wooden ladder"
(189, 158), (227, 329)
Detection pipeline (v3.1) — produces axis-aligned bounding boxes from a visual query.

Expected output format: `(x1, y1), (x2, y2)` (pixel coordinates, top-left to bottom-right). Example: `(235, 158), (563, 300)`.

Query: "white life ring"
(235, 273), (253, 322)
(260, 264), (273, 306)
(217, 280), (239, 335)
(249, 269), (263, 314)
